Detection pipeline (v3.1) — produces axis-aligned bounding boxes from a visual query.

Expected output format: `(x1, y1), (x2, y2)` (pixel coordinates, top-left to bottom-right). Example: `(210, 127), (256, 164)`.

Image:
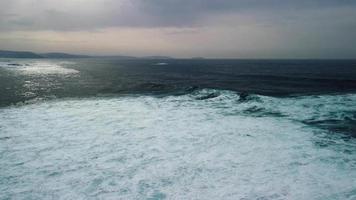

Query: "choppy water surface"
(1, 59), (356, 199)
(1, 90), (356, 199)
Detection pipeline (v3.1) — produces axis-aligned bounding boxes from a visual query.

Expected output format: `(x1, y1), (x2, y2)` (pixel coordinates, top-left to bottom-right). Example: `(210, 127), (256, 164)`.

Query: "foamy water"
(1, 90), (356, 199)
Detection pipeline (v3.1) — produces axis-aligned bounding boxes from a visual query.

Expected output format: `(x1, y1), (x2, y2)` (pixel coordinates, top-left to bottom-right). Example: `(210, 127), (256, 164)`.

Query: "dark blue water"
(1, 59), (356, 108)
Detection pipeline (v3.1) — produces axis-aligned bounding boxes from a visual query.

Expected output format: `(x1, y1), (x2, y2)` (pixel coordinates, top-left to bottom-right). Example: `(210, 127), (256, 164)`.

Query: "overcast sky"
(1, 0), (356, 58)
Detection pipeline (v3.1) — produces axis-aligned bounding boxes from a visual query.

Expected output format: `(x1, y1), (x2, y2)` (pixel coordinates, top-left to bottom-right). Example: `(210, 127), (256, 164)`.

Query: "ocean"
(1, 58), (356, 199)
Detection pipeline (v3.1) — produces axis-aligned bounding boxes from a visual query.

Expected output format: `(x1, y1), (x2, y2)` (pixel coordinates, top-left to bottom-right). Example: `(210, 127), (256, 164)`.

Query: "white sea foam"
(1, 91), (356, 199)
(154, 62), (168, 66)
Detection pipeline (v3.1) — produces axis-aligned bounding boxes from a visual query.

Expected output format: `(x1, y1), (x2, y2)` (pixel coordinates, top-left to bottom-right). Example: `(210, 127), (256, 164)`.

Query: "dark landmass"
(190, 57), (206, 60)
(0, 50), (174, 59)
(97, 55), (138, 59)
(0, 50), (43, 58)
(39, 53), (91, 58)
(141, 56), (174, 60)
(0, 50), (89, 59)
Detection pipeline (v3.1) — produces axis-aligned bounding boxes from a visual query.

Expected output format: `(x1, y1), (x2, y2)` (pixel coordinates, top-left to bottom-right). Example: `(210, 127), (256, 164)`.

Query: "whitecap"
(1, 91), (355, 199)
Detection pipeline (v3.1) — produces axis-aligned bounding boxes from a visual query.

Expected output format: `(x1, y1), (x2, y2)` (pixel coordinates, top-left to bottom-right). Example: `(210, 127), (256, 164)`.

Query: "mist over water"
(1, 59), (356, 199)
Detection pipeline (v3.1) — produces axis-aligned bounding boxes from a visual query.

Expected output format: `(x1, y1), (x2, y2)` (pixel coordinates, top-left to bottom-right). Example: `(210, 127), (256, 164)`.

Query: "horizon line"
(1, 49), (356, 60)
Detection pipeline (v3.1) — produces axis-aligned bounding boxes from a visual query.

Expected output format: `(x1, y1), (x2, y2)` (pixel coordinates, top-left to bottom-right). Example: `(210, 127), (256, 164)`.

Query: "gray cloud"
(0, 0), (356, 31)
(1, 0), (356, 58)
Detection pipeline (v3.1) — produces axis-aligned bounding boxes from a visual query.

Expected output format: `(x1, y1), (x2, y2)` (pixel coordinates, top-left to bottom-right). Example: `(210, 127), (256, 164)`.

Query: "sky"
(0, 0), (356, 58)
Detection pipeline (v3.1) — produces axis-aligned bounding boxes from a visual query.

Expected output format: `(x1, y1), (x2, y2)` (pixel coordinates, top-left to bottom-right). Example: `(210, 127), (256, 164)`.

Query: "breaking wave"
(1, 89), (356, 199)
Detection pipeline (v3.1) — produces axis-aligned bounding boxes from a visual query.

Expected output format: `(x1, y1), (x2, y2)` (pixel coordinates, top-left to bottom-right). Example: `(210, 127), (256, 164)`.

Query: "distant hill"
(97, 55), (138, 59)
(0, 50), (91, 59)
(142, 56), (174, 59)
(0, 50), (175, 59)
(0, 50), (43, 58)
(40, 53), (91, 58)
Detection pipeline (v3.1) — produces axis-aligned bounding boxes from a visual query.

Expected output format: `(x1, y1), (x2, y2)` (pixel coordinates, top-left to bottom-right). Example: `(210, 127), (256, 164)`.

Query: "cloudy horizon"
(1, 0), (356, 58)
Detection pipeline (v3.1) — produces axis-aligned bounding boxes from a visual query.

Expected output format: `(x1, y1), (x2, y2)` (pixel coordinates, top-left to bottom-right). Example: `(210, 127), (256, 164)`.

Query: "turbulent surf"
(1, 59), (356, 199)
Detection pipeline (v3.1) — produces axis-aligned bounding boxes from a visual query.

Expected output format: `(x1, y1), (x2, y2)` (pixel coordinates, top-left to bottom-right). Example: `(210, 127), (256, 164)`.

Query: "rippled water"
(2, 58), (356, 107)
(1, 90), (356, 199)
(0, 60), (79, 75)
